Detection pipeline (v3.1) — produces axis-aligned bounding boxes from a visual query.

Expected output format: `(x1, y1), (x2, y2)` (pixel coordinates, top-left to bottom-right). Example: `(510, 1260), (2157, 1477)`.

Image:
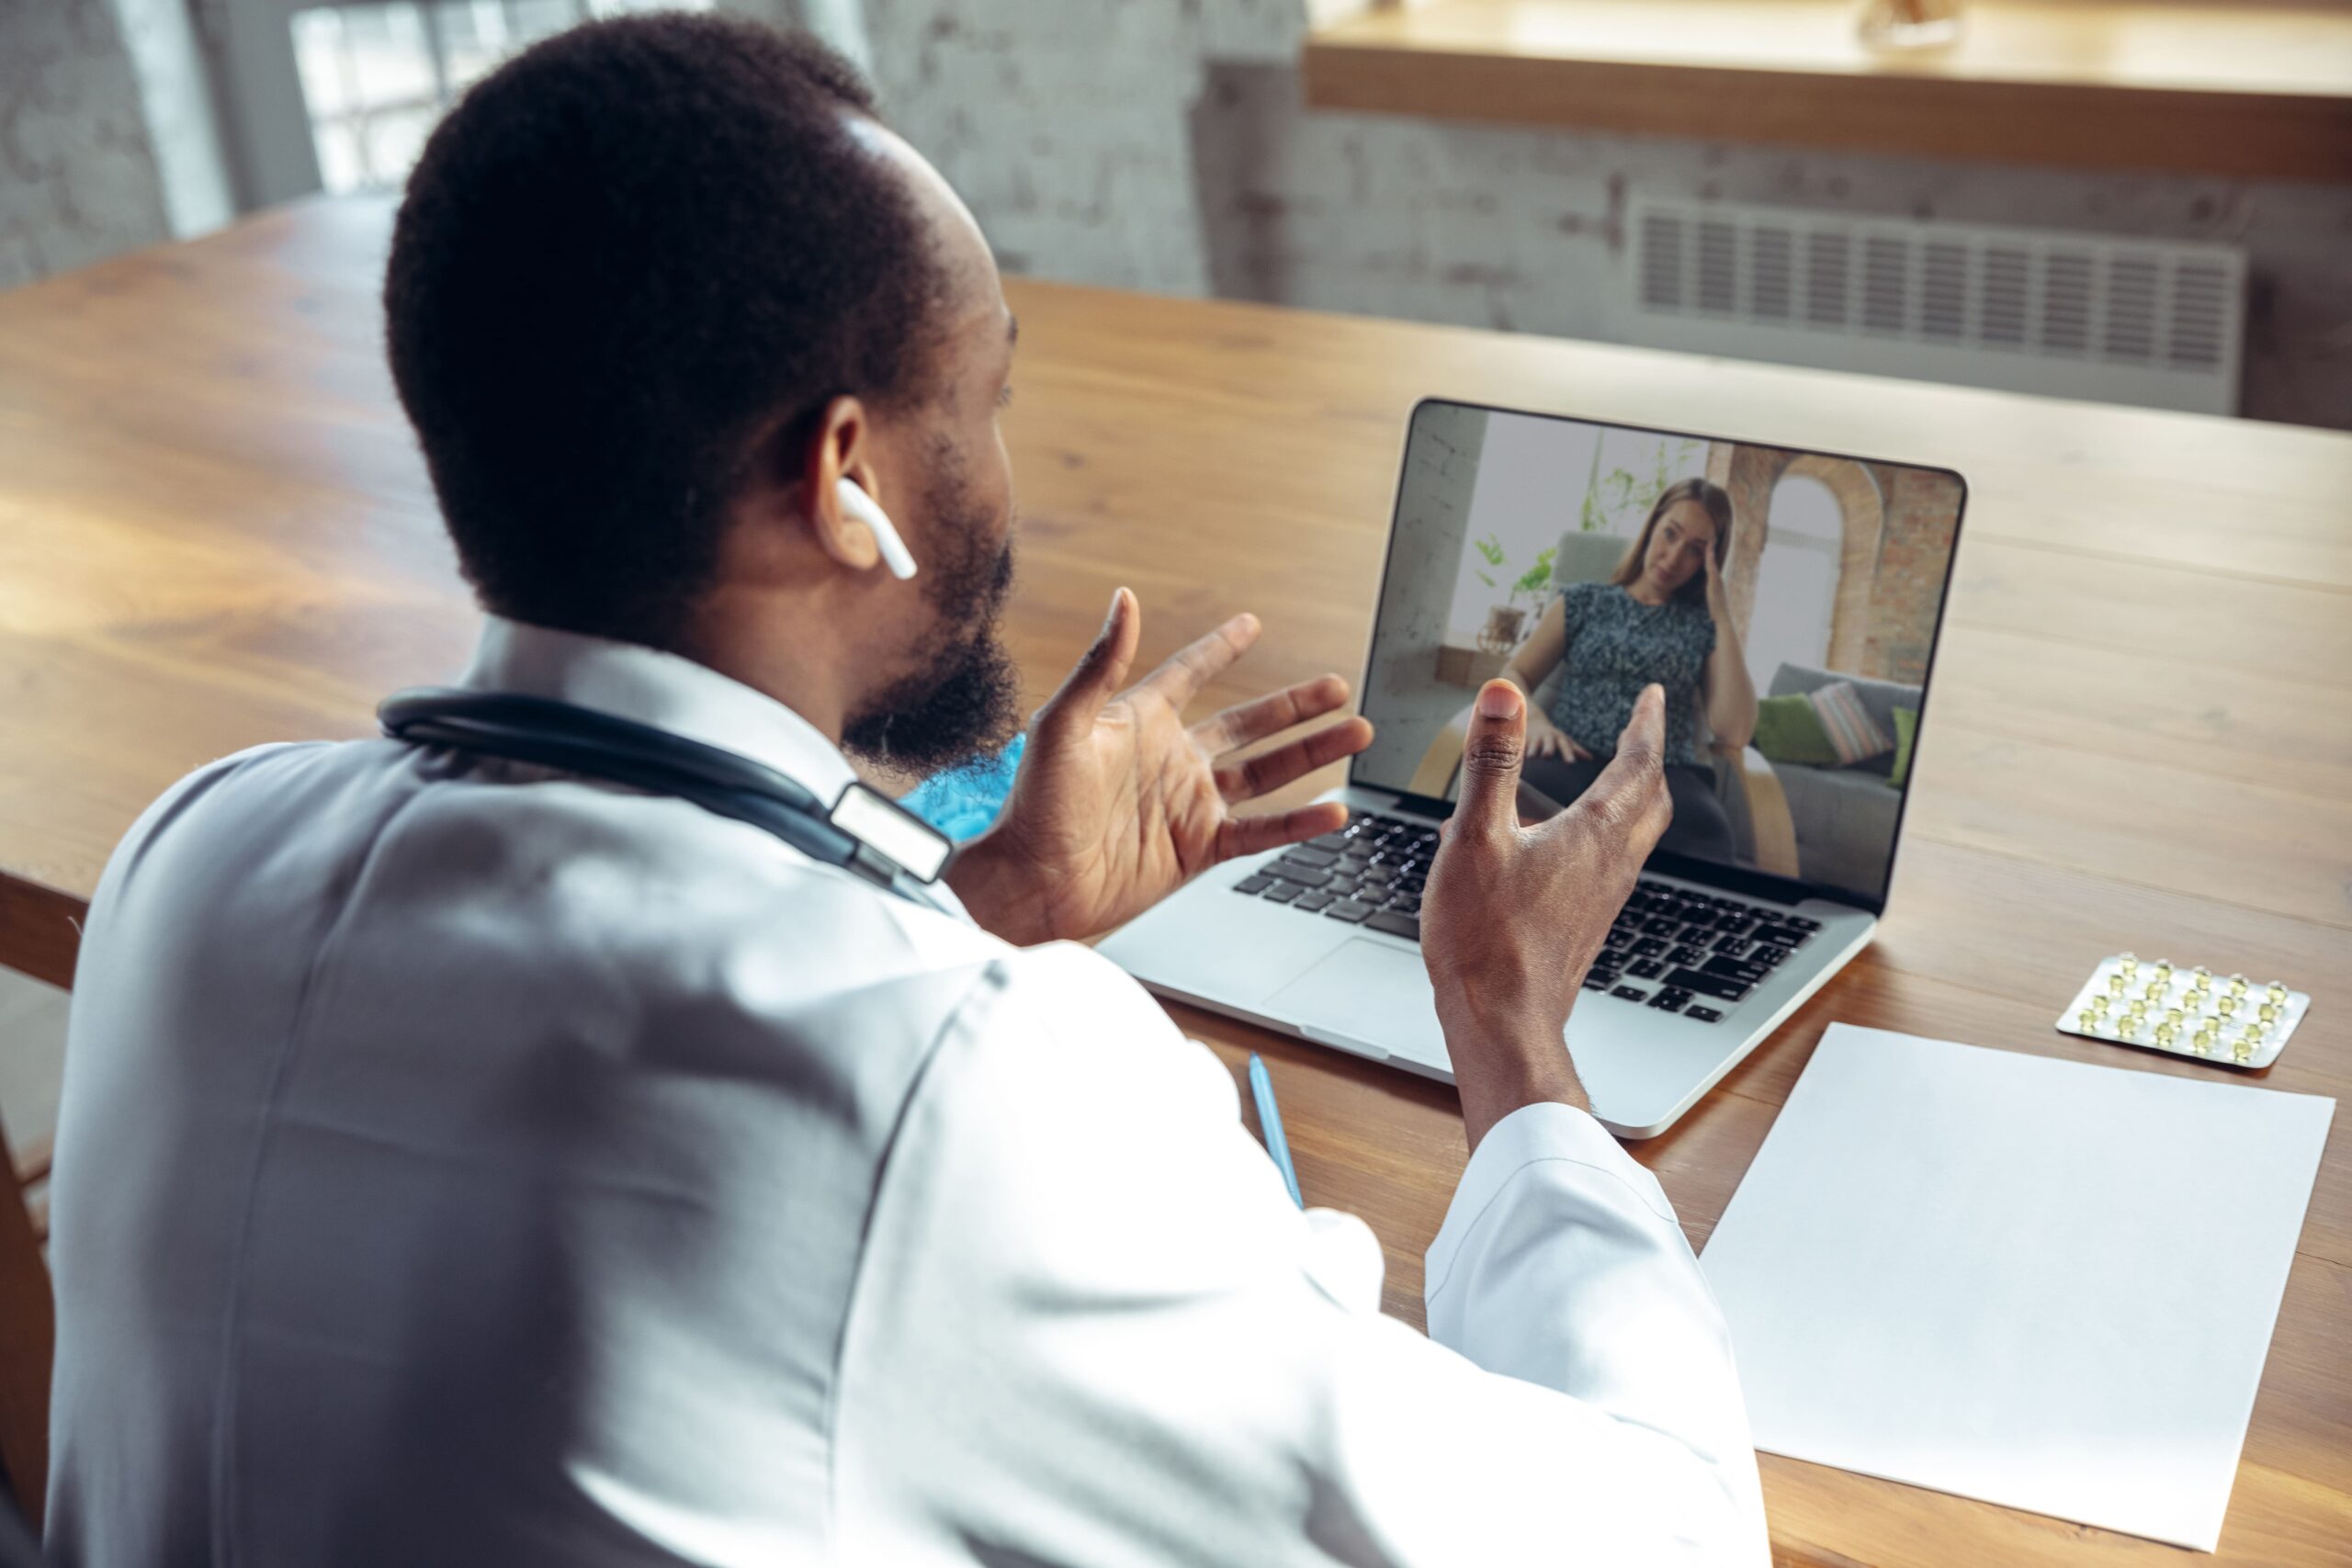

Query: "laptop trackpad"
(1267, 938), (1447, 1066)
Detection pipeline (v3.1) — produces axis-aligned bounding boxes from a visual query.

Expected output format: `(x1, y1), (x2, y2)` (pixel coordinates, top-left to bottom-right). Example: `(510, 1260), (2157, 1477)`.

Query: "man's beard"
(842, 445), (1022, 779)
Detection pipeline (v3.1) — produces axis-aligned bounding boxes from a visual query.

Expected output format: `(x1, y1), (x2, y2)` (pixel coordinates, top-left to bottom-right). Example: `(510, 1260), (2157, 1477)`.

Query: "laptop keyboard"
(1232, 810), (1432, 941)
(1233, 809), (1823, 1021)
(1585, 879), (1820, 1021)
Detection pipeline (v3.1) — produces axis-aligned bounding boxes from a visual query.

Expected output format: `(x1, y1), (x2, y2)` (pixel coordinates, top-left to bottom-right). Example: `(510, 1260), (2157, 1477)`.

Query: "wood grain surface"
(0, 198), (2346, 1564)
(0, 1113), (51, 1528)
(1304, 0), (2352, 181)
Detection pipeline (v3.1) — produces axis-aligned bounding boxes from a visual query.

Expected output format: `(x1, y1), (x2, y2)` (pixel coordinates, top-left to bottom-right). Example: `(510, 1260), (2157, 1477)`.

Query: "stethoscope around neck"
(377, 688), (956, 908)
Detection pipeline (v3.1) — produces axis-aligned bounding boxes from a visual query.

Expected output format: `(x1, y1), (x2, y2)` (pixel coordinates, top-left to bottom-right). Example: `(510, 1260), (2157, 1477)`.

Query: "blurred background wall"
(6, 0), (2348, 429)
(861, 0), (2351, 430)
(0, 0), (175, 288)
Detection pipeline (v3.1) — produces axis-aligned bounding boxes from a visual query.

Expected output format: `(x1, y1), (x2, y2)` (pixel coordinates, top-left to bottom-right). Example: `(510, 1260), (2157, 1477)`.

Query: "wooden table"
(2, 198), (2346, 1564)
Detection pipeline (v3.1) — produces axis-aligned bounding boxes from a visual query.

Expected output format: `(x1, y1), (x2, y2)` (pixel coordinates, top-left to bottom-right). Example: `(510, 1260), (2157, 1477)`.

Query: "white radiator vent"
(1623, 197), (2245, 415)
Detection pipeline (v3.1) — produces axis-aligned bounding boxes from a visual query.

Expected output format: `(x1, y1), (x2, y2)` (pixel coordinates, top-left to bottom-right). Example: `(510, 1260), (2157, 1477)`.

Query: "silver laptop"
(1101, 399), (1967, 1138)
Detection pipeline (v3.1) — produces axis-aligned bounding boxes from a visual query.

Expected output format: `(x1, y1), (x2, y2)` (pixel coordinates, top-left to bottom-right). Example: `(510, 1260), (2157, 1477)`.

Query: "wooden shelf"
(1303, 1), (2352, 181)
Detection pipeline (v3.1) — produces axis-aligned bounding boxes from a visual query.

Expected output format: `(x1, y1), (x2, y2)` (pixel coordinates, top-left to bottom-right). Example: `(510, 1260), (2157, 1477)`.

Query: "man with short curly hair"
(43, 15), (1767, 1566)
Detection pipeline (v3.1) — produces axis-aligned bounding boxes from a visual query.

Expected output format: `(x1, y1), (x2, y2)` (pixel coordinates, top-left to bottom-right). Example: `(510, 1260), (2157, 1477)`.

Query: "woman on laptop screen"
(1499, 478), (1758, 861)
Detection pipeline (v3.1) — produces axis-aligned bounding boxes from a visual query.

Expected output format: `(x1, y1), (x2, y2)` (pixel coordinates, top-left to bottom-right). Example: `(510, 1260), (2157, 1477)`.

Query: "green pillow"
(1889, 706), (1919, 788)
(1753, 694), (1838, 766)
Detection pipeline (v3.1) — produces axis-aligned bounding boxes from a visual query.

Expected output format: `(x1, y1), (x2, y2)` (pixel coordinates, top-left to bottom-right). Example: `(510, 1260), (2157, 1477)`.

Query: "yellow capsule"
(2267, 982), (2288, 1005)
(2259, 1001), (2279, 1022)
(2155, 1024), (2178, 1045)
(2088, 992), (2109, 1012)
(2233, 1040), (2255, 1063)
(2145, 979), (2166, 1000)
(2152, 960), (2173, 979)
(2165, 1008), (2184, 1026)
(2078, 1010), (2099, 1031)
(2227, 973), (2248, 996)
(2108, 974), (2128, 994)
(2216, 996), (2236, 1017)
(2189, 967), (2212, 990)
(2127, 998), (2148, 1016)
(2118, 953), (2139, 975)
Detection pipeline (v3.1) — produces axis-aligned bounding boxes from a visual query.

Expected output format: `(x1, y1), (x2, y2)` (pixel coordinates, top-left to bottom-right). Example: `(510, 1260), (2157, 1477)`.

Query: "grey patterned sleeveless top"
(1545, 581), (1716, 766)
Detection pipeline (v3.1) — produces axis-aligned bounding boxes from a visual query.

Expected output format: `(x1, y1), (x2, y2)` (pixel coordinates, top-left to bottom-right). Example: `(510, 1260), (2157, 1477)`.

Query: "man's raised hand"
(945, 589), (1374, 946)
(1419, 679), (1672, 1149)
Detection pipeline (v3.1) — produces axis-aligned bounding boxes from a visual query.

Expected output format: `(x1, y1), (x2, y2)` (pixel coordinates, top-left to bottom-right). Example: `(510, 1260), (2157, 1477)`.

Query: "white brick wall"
(1358, 400), (1486, 788)
(864, 0), (2352, 432)
(864, 0), (1215, 294)
(0, 0), (173, 289)
(6, 0), (2346, 429)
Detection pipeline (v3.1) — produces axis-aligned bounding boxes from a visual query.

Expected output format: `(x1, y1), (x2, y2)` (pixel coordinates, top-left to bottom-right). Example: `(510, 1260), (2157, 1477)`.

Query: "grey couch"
(1765, 663), (1920, 897)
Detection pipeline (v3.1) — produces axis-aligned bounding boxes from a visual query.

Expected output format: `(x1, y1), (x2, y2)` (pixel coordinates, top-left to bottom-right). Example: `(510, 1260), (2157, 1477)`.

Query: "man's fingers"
(1453, 681), (1527, 840)
(1136, 612), (1260, 713)
(1192, 673), (1350, 754)
(1216, 801), (1351, 863)
(1035, 587), (1141, 742)
(1212, 716), (1374, 803)
(1583, 683), (1672, 844)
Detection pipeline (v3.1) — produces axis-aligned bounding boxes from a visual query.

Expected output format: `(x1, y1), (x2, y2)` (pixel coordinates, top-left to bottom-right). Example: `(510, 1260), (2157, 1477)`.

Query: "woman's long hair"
(1610, 478), (1735, 608)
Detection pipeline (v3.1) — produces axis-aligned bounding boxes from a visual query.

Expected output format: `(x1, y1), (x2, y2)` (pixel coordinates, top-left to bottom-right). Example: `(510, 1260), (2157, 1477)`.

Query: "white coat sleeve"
(1427, 1102), (1770, 1560)
(831, 942), (1769, 1566)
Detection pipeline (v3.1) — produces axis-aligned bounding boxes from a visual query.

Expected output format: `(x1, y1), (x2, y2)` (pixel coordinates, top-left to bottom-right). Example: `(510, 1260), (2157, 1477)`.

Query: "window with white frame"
(289, 0), (713, 195)
(1746, 473), (1843, 690)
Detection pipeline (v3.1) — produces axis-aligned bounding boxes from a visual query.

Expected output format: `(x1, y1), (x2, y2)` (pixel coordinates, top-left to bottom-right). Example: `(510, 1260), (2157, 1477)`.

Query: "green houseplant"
(1578, 436), (1707, 533)
(1472, 537), (1555, 654)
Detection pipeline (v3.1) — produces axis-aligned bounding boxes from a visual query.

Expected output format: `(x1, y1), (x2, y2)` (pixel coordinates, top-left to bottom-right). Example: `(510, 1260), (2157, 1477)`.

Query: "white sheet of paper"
(1699, 1023), (2335, 1551)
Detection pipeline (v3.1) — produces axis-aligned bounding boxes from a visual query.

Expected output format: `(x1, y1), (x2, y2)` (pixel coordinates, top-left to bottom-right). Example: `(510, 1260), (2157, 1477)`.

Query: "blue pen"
(1248, 1053), (1304, 1209)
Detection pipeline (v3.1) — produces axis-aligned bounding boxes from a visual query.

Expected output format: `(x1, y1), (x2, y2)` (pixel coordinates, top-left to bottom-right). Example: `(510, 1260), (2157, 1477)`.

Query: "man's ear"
(798, 395), (888, 574)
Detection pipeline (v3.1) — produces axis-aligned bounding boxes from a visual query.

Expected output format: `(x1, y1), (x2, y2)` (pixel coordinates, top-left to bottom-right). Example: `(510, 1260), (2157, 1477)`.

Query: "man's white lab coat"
(44, 616), (1768, 1565)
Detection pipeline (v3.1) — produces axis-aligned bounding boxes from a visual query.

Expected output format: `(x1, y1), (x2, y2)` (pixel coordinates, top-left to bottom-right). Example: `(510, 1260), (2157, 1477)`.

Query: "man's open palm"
(947, 589), (1373, 945)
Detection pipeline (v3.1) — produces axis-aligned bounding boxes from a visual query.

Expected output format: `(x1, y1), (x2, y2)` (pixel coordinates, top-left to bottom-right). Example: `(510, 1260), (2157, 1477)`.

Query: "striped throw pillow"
(1807, 681), (1894, 765)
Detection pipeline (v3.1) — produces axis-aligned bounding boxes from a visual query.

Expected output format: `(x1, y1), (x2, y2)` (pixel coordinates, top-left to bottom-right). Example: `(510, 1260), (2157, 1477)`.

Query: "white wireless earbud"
(835, 477), (918, 581)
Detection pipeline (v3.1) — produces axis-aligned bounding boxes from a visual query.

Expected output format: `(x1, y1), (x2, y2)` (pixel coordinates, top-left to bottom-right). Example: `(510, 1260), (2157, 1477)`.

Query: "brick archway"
(1781, 454), (1884, 672)
(1705, 444), (1883, 674)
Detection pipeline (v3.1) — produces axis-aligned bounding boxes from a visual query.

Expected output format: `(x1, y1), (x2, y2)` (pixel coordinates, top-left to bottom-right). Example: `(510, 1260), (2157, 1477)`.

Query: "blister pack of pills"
(2056, 953), (2309, 1070)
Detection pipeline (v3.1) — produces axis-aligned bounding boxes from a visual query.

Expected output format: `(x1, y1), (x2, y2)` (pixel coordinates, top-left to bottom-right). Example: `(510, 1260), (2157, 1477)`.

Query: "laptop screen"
(1352, 400), (1965, 911)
